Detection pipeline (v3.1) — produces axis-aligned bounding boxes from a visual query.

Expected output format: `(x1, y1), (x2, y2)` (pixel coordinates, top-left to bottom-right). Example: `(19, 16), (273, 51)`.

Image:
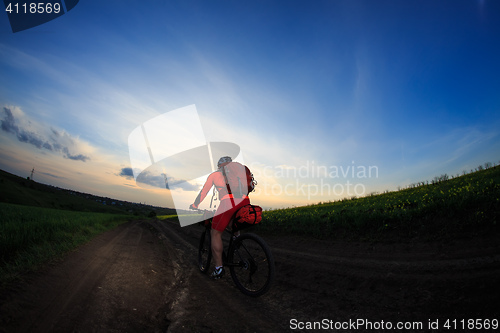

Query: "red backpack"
(220, 161), (256, 198)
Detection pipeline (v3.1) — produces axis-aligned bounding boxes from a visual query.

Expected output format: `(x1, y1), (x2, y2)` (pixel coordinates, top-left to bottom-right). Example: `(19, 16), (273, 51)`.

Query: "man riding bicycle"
(190, 156), (250, 279)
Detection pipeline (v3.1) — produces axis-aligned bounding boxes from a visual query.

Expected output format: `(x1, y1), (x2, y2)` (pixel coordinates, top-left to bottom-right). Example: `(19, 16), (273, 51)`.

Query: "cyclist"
(190, 156), (250, 279)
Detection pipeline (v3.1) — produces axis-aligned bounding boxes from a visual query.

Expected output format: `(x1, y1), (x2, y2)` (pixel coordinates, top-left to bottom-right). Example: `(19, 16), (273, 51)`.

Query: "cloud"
(1, 106), (91, 162)
(137, 171), (165, 189)
(119, 167), (134, 179)
(165, 176), (200, 192)
(2, 107), (21, 135)
(40, 172), (66, 179)
(63, 149), (90, 162)
(117, 168), (166, 189)
(118, 166), (200, 192)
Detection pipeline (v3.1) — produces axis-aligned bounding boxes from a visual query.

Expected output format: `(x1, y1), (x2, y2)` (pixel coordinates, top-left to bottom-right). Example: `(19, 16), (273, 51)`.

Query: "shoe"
(210, 267), (225, 280)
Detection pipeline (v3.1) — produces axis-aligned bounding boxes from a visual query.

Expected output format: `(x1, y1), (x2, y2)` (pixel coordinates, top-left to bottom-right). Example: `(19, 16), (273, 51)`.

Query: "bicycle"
(192, 208), (275, 297)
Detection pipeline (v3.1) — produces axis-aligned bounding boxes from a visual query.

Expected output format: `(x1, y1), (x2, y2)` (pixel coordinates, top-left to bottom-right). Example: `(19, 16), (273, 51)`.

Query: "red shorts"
(212, 197), (250, 232)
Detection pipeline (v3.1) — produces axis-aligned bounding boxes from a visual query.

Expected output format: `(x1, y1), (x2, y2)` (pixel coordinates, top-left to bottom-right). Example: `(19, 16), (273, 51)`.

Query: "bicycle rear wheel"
(227, 233), (275, 297)
(198, 227), (212, 273)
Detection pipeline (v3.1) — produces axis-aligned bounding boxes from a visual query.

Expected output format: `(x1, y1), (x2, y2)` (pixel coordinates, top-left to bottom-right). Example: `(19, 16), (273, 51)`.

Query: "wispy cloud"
(118, 166), (200, 192)
(165, 177), (200, 192)
(1, 106), (92, 162)
(40, 171), (66, 179)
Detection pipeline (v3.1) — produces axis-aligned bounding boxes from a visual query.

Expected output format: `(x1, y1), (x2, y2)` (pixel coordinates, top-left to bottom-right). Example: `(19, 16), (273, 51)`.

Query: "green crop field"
(259, 165), (500, 241)
(0, 169), (176, 286)
(0, 203), (130, 285)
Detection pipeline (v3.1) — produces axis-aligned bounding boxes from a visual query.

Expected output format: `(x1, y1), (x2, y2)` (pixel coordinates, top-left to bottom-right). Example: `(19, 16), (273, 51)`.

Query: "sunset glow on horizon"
(1, 0), (499, 210)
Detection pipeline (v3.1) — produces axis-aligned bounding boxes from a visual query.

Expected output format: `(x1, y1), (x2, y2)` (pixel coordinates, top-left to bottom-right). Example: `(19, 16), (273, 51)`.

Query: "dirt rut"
(1, 219), (499, 332)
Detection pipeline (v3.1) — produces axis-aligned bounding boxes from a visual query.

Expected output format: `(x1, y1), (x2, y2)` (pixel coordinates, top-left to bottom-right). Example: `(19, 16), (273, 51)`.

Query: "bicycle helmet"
(217, 156), (232, 169)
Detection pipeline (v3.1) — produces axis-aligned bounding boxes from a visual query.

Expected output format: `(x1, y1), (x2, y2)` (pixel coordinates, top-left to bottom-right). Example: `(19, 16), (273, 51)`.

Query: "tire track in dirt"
(0, 221), (174, 333)
(271, 245), (500, 280)
(148, 219), (289, 332)
(1, 218), (499, 332)
(263, 233), (500, 327)
(31, 222), (133, 332)
(150, 219), (500, 331)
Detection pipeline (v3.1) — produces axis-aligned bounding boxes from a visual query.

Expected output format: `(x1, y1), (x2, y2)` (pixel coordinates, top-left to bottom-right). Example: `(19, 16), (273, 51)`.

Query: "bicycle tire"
(198, 227), (212, 273)
(227, 233), (275, 297)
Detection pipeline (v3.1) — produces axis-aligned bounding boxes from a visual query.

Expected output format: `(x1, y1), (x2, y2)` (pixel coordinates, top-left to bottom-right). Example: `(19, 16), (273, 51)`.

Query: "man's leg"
(211, 228), (223, 267)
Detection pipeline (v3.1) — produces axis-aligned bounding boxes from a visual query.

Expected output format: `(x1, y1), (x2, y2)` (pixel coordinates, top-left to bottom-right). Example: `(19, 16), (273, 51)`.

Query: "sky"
(1, 0), (500, 211)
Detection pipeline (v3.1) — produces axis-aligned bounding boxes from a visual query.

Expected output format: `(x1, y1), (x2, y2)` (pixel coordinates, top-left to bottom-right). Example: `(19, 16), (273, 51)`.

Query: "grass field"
(0, 169), (175, 216)
(1, 164), (498, 285)
(0, 169), (176, 285)
(0, 203), (130, 286)
(259, 165), (500, 241)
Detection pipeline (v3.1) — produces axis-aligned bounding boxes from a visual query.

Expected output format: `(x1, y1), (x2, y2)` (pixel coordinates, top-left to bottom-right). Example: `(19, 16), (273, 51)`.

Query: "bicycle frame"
(201, 219), (240, 268)
(195, 207), (275, 296)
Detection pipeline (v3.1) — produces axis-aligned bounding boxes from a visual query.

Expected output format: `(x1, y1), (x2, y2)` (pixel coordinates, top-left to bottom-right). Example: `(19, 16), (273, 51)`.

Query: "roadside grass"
(156, 214), (180, 221)
(0, 169), (175, 217)
(0, 203), (130, 286)
(259, 165), (500, 241)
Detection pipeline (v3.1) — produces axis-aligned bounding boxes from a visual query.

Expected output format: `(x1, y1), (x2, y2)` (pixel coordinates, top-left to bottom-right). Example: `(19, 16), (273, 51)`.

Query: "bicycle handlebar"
(189, 205), (212, 214)
(189, 205), (202, 212)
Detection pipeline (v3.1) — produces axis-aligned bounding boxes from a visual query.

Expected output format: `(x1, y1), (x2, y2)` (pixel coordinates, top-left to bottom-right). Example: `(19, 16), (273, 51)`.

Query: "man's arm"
(191, 172), (215, 208)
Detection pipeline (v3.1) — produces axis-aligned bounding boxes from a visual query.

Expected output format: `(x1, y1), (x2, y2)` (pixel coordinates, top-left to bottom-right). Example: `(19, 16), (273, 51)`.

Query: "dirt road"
(1, 219), (499, 332)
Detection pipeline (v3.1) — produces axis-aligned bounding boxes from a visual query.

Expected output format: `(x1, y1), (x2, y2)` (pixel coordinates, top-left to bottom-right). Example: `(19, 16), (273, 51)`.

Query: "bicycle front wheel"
(227, 233), (275, 297)
(198, 227), (212, 273)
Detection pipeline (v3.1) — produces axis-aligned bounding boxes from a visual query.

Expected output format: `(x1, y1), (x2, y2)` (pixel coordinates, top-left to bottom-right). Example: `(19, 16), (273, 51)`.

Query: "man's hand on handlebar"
(190, 204), (205, 213)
